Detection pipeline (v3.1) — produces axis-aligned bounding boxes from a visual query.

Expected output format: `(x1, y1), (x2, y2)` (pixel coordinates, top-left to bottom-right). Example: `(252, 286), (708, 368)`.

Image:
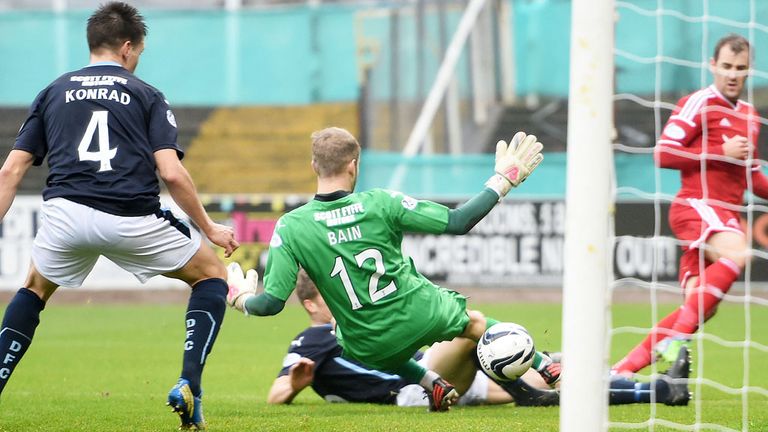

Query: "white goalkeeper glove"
(226, 262), (258, 315)
(485, 131), (544, 198)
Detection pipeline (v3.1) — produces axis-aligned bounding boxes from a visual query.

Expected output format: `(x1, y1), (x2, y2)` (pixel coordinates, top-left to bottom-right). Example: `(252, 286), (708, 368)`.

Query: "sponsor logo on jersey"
(290, 336), (304, 348)
(664, 123), (686, 140)
(314, 203), (365, 227)
(70, 75), (128, 86)
(719, 117), (732, 128)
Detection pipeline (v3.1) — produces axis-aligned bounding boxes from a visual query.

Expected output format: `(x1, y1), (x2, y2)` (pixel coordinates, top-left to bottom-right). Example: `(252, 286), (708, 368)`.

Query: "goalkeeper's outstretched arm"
(244, 293), (285, 316)
(444, 188), (500, 234)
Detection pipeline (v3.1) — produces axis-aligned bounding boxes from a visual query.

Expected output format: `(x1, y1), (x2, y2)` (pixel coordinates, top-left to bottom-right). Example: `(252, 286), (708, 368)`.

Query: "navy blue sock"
(609, 376), (669, 404)
(180, 278), (227, 397)
(609, 376), (640, 404)
(498, 378), (560, 406)
(0, 288), (45, 395)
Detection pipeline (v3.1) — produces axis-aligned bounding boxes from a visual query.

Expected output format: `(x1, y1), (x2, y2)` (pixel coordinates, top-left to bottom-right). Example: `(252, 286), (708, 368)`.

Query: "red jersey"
(655, 85), (768, 205)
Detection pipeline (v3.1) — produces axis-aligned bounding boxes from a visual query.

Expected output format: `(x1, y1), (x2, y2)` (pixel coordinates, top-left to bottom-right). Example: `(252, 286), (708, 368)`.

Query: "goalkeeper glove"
(226, 262), (258, 315)
(485, 131), (544, 197)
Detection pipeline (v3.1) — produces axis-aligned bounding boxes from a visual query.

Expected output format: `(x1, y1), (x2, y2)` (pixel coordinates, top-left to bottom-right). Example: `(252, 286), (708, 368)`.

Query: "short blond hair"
(311, 127), (360, 178)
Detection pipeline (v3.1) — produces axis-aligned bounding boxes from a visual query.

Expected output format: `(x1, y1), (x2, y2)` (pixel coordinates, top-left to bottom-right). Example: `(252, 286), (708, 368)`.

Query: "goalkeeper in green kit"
(227, 127), (559, 411)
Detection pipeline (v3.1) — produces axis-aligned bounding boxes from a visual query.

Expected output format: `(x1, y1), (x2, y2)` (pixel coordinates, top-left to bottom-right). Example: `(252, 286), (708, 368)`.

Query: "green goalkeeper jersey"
(262, 188), (453, 364)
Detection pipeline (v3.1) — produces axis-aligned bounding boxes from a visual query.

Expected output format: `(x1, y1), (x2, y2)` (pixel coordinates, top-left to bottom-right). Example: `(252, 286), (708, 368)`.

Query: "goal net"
(607, 0), (768, 430)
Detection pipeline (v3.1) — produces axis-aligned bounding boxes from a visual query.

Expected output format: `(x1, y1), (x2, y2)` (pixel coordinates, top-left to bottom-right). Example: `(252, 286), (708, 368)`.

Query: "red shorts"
(669, 198), (743, 287)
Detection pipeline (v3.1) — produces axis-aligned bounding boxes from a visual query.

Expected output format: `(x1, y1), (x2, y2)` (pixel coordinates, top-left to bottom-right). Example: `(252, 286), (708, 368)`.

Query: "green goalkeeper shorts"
(338, 287), (469, 372)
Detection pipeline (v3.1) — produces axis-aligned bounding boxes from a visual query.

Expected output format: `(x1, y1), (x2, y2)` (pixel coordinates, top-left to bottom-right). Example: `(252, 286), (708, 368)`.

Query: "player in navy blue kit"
(266, 270), (560, 407)
(272, 323), (417, 405)
(0, 3), (237, 429)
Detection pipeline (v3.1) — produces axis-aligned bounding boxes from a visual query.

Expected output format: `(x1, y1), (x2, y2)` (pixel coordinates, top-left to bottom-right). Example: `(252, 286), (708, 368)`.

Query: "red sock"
(612, 308), (681, 373)
(672, 257), (739, 335)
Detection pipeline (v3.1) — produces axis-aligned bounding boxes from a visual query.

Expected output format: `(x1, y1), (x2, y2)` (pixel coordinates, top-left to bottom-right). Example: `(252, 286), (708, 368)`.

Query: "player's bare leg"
(164, 243), (228, 430)
(0, 265), (58, 396)
(428, 339), (479, 394)
(423, 310), (490, 393)
(24, 265), (60, 301)
(459, 309), (487, 341)
(435, 310), (560, 386)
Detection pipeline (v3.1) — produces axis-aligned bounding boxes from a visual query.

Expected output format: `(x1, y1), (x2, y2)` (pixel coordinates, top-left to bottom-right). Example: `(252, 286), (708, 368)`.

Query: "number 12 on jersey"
(330, 248), (397, 310)
(78, 111), (117, 172)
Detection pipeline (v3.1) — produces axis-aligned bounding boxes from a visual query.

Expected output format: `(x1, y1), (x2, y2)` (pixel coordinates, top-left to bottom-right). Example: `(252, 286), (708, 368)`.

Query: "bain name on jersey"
(314, 203), (365, 245)
(65, 75), (132, 105)
(327, 225), (362, 245)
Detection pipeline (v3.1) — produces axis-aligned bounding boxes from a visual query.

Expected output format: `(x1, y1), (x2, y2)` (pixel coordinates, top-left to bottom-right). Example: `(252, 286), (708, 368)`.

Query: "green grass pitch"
(0, 300), (765, 431)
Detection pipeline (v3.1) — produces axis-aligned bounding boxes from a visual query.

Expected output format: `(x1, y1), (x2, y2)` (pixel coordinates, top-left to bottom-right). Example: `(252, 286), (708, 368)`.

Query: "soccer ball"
(476, 322), (535, 381)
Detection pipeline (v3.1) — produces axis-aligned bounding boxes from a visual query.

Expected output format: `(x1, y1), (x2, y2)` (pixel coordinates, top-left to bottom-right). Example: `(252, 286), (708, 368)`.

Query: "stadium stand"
(0, 102), (355, 195)
(183, 102), (357, 193)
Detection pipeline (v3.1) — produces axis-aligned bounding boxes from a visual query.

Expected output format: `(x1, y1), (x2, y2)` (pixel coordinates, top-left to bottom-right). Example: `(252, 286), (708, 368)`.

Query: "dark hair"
(295, 269), (320, 302)
(87, 2), (147, 52)
(713, 34), (750, 61)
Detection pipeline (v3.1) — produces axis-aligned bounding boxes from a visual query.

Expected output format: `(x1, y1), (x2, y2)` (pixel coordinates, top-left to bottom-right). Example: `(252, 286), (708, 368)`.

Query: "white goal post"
(560, 0), (615, 431)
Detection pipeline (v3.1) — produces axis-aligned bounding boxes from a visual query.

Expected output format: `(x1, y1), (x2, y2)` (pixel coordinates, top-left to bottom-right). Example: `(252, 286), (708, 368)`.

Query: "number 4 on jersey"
(78, 111), (116, 172)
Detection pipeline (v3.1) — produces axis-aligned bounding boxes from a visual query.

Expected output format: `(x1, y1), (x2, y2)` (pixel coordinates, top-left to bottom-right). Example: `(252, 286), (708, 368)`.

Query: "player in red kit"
(613, 34), (768, 375)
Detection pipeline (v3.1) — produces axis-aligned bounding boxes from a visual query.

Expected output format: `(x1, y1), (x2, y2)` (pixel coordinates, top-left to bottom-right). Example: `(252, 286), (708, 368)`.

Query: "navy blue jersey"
(279, 324), (418, 404)
(14, 63), (183, 216)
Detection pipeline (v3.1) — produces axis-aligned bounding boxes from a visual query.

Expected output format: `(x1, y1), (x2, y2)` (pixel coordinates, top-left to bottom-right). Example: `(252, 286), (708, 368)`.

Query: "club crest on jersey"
(166, 110), (177, 128)
(401, 195), (417, 210)
(270, 232), (283, 247)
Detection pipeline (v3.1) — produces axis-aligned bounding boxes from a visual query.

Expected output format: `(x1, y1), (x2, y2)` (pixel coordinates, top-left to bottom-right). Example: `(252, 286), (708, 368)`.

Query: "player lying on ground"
(0, 3), (238, 430)
(613, 33), (768, 375)
(227, 127), (559, 411)
(266, 269), (559, 407)
(264, 270), (690, 407)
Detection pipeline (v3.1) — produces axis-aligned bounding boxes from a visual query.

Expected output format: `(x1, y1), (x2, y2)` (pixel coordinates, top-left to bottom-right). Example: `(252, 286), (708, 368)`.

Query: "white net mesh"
(611, 0), (768, 430)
